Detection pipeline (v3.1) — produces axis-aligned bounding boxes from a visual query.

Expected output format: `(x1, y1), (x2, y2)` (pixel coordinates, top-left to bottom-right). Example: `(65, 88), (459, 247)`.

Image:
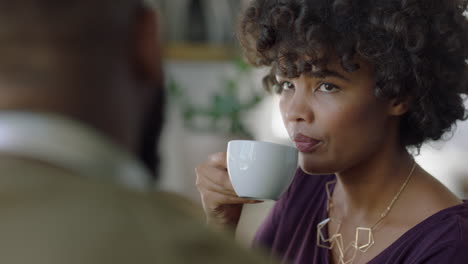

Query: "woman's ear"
(388, 97), (411, 116)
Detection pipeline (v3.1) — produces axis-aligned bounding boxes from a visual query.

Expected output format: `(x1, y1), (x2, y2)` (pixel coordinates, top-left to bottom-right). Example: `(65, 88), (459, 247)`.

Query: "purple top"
(253, 169), (468, 264)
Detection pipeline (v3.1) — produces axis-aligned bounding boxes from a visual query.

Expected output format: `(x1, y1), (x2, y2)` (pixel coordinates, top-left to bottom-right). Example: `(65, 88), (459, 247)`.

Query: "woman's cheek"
(279, 96), (291, 130)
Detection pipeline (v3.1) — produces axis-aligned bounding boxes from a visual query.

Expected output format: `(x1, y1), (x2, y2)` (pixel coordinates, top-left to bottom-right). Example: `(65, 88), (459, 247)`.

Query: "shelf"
(163, 43), (239, 61)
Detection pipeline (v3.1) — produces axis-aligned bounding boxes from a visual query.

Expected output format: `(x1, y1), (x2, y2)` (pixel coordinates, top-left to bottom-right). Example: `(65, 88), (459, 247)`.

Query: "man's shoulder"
(61, 188), (271, 264)
(0, 158), (269, 263)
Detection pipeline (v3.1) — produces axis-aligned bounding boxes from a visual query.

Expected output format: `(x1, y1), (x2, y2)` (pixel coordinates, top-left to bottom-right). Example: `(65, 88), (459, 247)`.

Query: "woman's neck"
(333, 145), (414, 223)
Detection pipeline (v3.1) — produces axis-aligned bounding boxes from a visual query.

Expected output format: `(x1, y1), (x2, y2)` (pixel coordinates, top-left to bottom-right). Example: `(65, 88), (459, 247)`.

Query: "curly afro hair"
(238, 0), (468, 149)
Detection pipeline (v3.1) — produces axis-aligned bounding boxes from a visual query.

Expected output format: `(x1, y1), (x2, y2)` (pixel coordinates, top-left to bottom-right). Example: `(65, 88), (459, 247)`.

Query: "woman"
(195, 0), (468, 263)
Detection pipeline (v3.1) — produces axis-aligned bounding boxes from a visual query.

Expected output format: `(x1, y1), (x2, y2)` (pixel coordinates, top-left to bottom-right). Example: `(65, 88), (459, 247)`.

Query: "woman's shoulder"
(375, 202), (468, 263)
(426, 201), (468, 238)
(411, 202), (468, 262)
(434, 201), (468, 241)
(404, 201), (468, 243)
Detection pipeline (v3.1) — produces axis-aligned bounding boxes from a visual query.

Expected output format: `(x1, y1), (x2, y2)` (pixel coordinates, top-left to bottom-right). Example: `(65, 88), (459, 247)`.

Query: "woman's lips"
(293, 133), (322, 152)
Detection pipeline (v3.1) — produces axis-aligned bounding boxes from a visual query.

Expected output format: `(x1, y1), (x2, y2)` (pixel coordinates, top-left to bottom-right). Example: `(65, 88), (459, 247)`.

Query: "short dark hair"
(0, 0), (141, 84)
(238, 0), (468, 149)
(0, 0), (140, 48)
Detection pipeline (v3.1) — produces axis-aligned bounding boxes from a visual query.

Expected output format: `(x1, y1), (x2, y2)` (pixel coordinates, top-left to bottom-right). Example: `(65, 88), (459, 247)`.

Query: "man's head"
(0, 0), (164, 176)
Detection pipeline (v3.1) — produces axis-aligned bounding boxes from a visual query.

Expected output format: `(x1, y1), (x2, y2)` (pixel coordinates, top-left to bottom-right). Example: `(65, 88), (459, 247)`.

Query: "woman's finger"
(196, 165), (236, 195)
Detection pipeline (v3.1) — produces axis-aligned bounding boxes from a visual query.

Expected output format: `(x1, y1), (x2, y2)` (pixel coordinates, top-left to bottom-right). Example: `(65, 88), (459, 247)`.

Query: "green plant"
(168, 58), (264, 138)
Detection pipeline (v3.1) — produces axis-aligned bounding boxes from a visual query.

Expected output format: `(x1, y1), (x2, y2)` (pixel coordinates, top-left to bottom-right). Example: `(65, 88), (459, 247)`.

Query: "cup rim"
(227, 140), (296, 151)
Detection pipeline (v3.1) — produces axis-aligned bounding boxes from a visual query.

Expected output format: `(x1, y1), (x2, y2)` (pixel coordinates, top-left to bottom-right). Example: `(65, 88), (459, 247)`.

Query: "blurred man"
(0, 1), (267, 263)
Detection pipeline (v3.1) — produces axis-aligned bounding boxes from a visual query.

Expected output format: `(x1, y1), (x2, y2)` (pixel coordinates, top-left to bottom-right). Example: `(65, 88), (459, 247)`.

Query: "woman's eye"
(274, 81), (295, 94)
(280, 81), (295, 91)
(316, 83), (340, 93)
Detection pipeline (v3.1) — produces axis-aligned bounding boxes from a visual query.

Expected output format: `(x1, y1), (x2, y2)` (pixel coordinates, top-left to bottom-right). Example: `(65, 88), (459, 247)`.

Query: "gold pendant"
(355, 227), (374, 253)
(317, 220), (375, 264)
(317, 218), (333, 249)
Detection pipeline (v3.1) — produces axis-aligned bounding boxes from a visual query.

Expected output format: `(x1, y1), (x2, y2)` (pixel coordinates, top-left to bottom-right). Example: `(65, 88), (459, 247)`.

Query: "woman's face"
(278, 58), (397, 174)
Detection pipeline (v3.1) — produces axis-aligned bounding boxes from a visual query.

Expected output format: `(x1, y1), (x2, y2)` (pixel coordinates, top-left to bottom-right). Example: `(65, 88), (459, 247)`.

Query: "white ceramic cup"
(227, 140), (298, 200)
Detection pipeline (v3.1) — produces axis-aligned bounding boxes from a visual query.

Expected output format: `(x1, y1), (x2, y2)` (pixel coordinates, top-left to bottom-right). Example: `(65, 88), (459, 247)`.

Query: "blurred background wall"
(156, 0), (468, 244)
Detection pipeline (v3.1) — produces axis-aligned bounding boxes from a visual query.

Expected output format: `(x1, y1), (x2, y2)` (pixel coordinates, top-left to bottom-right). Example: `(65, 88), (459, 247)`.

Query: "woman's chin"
(299, 163), (335, 175)
(299, 157), (337, 175)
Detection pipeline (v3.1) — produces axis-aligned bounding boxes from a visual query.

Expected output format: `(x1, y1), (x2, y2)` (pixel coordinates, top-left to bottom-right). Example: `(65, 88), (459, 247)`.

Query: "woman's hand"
(195, 152), (261, 230)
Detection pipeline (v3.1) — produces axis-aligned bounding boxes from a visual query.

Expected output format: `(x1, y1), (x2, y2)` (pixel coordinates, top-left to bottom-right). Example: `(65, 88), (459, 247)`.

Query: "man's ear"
(388, 97), (411, 116)
(134, 6), (161, 83)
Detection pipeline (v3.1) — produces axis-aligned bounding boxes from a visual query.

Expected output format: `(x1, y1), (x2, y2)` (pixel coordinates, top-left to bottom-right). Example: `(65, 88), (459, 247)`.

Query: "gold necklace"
(316, 161), (417, 264)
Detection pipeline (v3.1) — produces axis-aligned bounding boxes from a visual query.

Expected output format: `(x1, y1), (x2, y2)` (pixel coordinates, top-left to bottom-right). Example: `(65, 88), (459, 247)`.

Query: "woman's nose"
(283, 91), (314, 123)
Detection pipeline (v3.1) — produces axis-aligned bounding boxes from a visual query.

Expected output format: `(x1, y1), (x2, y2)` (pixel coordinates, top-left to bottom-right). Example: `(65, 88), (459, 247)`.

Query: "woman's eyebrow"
(309, 70), (350, 81)
(275, 69), (350, 82)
